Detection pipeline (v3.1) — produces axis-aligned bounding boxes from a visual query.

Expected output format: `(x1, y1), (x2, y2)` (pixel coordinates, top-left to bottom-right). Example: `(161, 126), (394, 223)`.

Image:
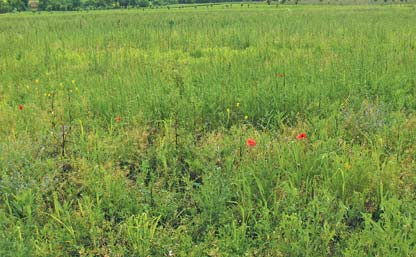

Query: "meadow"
(1, 4), (416, 256)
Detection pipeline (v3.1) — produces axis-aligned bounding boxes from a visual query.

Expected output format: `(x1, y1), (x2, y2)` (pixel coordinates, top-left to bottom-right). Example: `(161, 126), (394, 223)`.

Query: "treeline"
(0, 0), (411, 13)
(0, 0), (265, 12)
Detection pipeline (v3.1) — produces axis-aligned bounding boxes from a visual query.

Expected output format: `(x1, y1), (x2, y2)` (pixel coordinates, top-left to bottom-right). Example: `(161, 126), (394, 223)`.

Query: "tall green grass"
(1, 5), (416, 256)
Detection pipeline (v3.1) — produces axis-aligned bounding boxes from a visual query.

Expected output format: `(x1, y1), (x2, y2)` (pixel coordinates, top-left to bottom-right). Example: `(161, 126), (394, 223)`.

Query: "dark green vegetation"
(1, 0), (415, 13)
(1, 5), (416, 256)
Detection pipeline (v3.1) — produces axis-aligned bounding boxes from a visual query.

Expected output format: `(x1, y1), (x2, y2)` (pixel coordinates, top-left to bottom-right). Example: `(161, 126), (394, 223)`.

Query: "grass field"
(1, 4), (416, 256)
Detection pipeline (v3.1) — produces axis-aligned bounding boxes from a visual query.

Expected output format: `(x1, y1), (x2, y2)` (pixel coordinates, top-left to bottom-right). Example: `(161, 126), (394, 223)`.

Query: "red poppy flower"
(276, 73), (285, 78)
(18, 105), (24, 110)
(246, 138), (256, 147)
(115, 116), (122, 123)
(297, 133), (307, 140)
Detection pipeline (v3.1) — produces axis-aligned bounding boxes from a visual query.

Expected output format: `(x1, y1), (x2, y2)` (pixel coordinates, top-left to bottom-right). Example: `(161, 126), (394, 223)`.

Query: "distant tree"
(118, 0), (128, 7)
(8, 0), (26, 10)
(71, 0), (80, 8)
(94, 0), (107, 8)
(178, 0), (194, 4)
(137, 0), (148, 6)
(38, 0), (47, 9)
(0, 0), (11, 12)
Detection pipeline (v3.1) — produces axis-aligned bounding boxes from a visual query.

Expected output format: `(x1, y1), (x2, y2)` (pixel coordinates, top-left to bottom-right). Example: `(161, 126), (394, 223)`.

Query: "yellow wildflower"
(345, 163), (351, 171)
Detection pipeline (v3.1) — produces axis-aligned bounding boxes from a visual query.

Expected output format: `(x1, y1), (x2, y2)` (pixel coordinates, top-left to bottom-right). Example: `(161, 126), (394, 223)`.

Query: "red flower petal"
(297, 133), (307, 140)
(246, 138), (256, 147)
(18, 105), (24, 110)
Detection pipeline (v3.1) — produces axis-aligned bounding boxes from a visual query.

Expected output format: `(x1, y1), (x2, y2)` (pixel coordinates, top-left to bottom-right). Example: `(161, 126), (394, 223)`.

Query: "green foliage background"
(0, 0), (415, 13)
